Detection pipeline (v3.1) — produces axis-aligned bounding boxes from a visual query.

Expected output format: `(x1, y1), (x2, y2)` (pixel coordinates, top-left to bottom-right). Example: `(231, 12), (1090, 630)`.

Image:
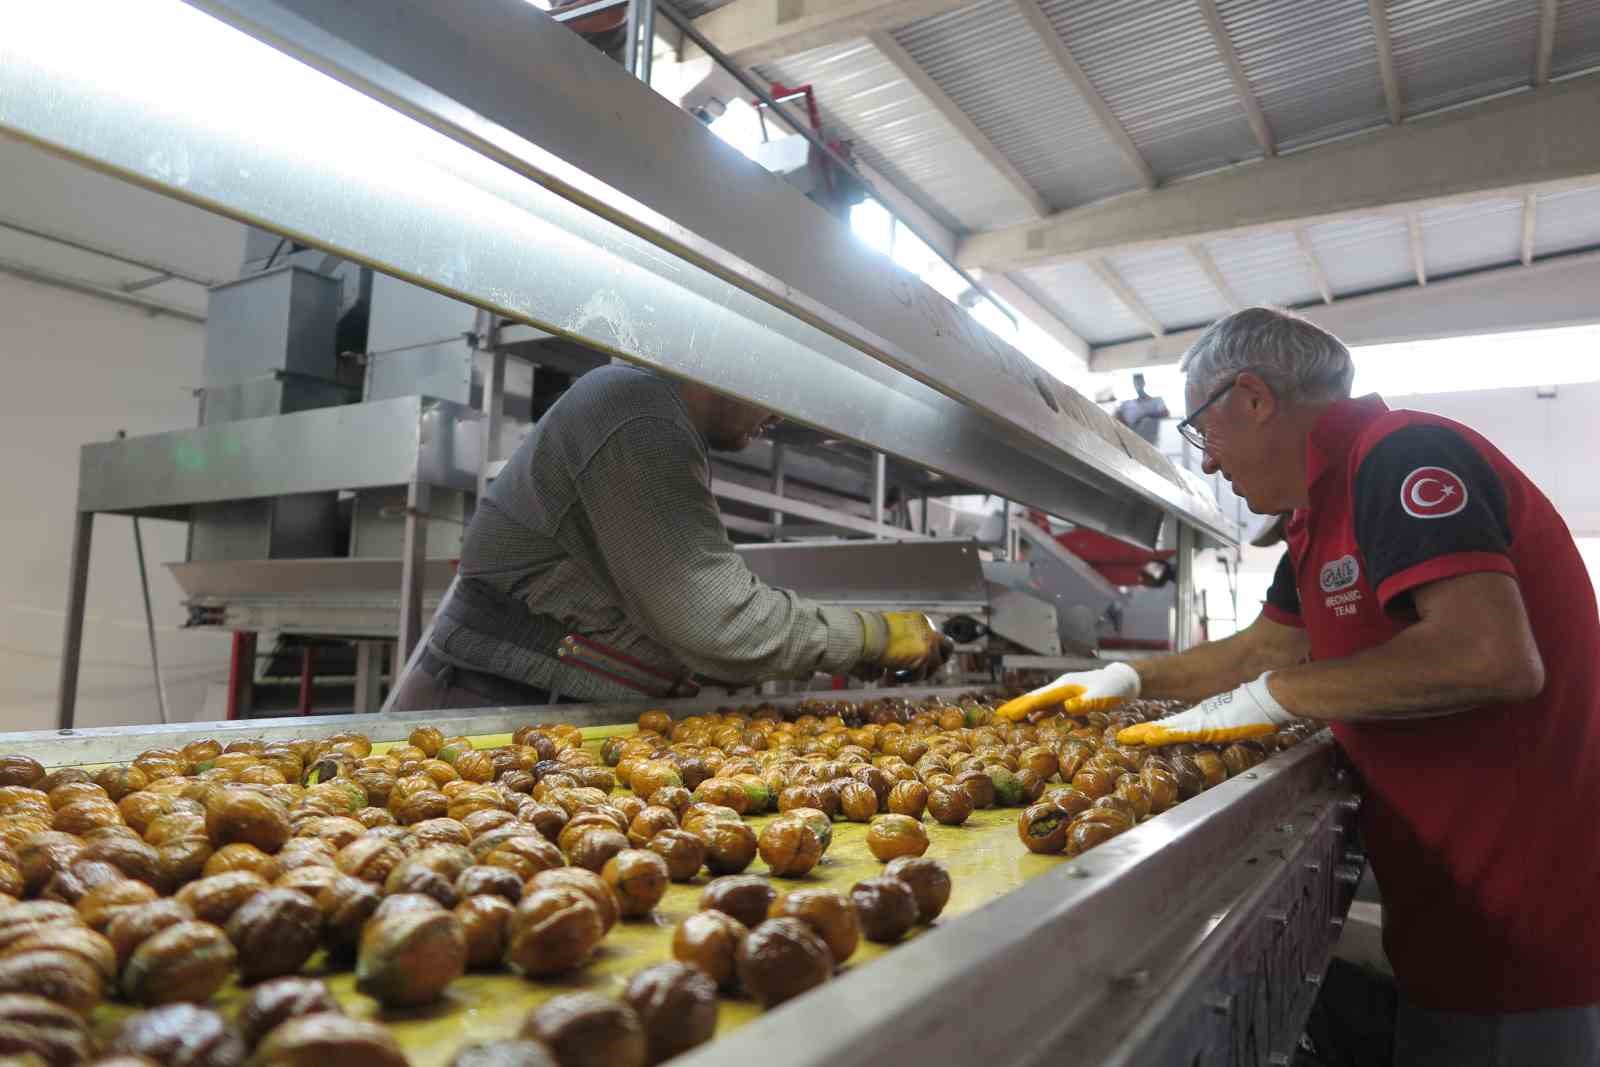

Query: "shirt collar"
(1306, 393), (1389, 486)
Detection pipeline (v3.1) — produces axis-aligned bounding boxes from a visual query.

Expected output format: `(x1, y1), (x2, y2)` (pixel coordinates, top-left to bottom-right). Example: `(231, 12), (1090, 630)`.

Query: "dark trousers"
(389, 650), (565, 713)
(1299, 960), (1600, 1067)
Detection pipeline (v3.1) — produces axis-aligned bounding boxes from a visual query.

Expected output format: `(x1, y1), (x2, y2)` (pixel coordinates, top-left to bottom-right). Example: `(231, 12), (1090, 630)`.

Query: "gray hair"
(1179, 307), (1354, 404)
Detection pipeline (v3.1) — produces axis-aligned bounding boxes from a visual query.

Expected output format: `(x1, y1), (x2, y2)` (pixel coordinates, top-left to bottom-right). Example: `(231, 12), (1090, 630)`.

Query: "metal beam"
(1407, 213), (1427, 286)
(0, 255), (206, 323)
(5, 0), (1227, 544)
(1196, 0), (1274, 157)
(1090, 258), (1164, 338)
(1368, 0), (1403, 125)
(1521, 191), (1538, 265)
(684, 0), (972, 69)
(1536, 0), (1558, 86)
(1188, 241), (1241, 311)
(957, 74), (1600, 271)
(1009, 0), (1157, 190)
(711, 478), (913, 540)
(1294, 228), (1333, 304)
(868, 31), (1049, 219)
(972, 270), (1090, 361)
(1090, 248), (1600, 370)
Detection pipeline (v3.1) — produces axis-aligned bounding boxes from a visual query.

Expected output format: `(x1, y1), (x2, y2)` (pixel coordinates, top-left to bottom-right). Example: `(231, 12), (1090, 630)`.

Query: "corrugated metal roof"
(1039, 0), (1262, 180)
(1552, 0), (1600, 78)
(1303, 215), (1414, 295)
(1205, 230), (1321, 307)
(1533, 184), (1600, 257)
(1216, 0), (1390, 152)
(1106, 243), (1229, 330)
(1017, 258), (1150, 342)
(754, 39), (1040, 232)
(1389, 0), (1540, 117)
(1418, 196), (1523, 277)
(893, 0), (1138, 208)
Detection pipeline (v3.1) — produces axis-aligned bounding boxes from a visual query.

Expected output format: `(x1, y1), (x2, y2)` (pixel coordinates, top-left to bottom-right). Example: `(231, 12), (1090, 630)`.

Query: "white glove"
(1117, 672), (1293, 746)
(996, 662), (1141, 722)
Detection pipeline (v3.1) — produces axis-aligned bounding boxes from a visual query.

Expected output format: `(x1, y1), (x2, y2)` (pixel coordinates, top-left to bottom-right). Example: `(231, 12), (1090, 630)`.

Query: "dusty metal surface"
(0, 0), (1231, 548)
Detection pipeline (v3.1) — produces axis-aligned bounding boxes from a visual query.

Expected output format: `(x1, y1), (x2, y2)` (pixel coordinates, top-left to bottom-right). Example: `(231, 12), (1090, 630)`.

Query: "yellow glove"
(995, 662), (1140, 722)
(1117, 673), (1292, 746)
(859, 612), (951, 675)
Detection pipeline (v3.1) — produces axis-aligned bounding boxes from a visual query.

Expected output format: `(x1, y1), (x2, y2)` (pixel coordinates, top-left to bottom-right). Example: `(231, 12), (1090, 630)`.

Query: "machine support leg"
(226, 631), (257, 721)
(131, 516), (170, 725)
(623, 0), (639, 74)
(769, 443), (786, 539)
(636, 0), (656, 84)
(1175, 522), (1199, 652)
(872, 452), (887, 540)
(296, 646), (316, 716)
(353, 640), (383, 713)
(398, 479), (431, 666)
(56, 510), (94, 730)
(477, 313), (504, 502)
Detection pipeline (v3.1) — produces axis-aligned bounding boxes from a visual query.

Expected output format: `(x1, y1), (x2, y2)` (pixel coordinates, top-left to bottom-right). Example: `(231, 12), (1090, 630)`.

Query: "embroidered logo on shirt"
(1319, 554), (1360, 593)
(1400, 466), (1469, 519)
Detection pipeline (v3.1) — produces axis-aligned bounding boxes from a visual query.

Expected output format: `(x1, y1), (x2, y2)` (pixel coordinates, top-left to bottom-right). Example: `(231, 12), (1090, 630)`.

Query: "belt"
(419, 648), (555, 706)
(554, 633), (699, 699)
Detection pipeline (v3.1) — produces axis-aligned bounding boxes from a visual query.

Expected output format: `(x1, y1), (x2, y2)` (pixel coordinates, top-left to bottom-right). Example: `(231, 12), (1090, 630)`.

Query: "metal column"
(1174, 522), (1199, 652)
(397, 480), (431, 665)
(56, 510), (94, 730)
(635, 0), (656, 85)
(130, 516), (170, 724)
(353, 641), (383, 713)
(623, 0), (639, 74)
(872, 453), (887, 541)
(477, 311), (505, 501)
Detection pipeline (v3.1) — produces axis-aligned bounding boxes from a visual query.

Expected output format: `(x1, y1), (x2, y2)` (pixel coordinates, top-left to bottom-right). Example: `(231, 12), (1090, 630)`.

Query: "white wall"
(0, 273), (231, 732)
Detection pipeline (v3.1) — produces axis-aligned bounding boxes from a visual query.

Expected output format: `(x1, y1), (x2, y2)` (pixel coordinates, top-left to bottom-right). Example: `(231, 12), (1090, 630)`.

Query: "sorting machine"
(0, 0), (1358, 1062)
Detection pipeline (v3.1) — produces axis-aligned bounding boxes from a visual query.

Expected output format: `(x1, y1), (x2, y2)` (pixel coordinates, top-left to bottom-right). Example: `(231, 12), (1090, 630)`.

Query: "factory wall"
(0, 273), (230, 732)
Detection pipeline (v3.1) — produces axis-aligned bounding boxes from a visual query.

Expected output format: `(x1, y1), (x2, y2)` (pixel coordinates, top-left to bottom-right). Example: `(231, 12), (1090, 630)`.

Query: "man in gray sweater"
(390, 363), (947, 710)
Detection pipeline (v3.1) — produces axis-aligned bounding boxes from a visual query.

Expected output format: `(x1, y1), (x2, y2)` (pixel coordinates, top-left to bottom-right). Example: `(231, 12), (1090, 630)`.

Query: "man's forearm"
(1134, 623), (1302, 703)
(1268, 572), (1543, 722)
(1267, 624), (1537, 722)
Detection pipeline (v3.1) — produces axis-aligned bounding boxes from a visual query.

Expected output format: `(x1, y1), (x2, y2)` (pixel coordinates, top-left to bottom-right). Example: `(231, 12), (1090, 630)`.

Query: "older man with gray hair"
(999, 307), (1600, 1065)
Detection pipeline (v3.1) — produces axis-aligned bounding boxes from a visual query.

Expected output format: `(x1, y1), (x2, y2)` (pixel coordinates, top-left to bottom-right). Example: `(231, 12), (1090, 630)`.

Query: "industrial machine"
(0, 1), (1360, 1063)
(27, 0), (1229, 723)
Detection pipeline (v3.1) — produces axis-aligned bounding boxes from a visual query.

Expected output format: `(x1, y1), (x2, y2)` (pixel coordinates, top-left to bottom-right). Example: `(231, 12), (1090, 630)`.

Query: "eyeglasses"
(1176, 377), (1240, 450)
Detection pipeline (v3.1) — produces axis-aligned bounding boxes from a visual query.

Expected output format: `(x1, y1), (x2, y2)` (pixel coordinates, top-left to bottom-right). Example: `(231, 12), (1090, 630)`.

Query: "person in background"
(998, 307), (1600, 1066)
(389, 362), (950, 711)
(1115, 371), (1171, 446)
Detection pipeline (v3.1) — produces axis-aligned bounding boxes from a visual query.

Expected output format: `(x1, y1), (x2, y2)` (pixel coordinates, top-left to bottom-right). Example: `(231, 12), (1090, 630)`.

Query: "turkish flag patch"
(1400, 466), (1469, 519)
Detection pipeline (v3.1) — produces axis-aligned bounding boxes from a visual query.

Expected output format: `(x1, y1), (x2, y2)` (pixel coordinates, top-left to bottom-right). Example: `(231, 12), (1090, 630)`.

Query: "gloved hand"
(1116, 672), (1293, 746)
(859, 612), (952, 678)
(995, 661), (1141, 722)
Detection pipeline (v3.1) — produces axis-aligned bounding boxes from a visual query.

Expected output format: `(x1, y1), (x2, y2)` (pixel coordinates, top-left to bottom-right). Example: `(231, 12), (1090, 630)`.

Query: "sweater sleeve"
(571, 415), (865, 681)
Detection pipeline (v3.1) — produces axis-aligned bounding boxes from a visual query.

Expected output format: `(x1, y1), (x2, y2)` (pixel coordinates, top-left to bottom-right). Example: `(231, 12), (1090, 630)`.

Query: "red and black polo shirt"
(1264, 394), (1600, 1013)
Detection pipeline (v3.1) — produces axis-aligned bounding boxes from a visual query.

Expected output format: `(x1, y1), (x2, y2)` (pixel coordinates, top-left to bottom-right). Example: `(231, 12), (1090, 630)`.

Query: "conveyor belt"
(12, 689), (1357, 1066)
(82, 723), (1090, 1066)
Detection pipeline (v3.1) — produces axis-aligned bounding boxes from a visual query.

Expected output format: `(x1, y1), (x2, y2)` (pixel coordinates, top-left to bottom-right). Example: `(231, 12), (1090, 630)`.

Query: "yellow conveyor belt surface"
(88, 724), (1068, 1064)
